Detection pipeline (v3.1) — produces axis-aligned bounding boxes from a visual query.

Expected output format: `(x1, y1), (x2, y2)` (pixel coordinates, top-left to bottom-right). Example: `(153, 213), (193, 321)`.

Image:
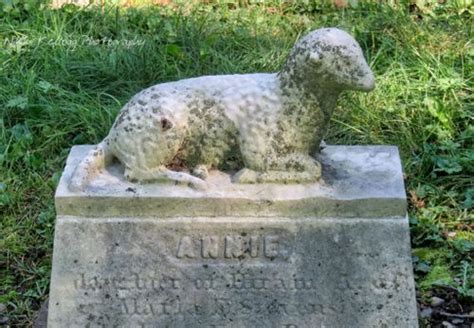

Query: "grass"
(0, 0), (473, 326)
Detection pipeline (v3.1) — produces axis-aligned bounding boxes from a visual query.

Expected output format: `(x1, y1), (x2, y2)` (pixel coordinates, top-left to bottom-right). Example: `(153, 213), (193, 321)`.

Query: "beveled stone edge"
(55, 196), (407, 218)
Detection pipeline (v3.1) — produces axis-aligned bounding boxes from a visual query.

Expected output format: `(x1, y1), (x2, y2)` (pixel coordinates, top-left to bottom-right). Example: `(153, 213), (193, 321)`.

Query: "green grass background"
(0, 0), (473, 326)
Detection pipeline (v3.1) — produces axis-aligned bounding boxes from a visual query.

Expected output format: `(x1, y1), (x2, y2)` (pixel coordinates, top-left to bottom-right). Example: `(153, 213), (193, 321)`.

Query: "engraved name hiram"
(175, 234), (287, 260)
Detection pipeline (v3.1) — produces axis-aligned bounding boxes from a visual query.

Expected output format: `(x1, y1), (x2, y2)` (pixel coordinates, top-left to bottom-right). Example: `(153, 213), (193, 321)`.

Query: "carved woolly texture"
(69, 28), (375, 190)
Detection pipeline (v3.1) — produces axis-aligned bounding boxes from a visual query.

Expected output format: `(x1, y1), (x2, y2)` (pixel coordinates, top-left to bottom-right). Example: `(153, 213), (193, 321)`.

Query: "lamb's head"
(281, 28), (375, 93)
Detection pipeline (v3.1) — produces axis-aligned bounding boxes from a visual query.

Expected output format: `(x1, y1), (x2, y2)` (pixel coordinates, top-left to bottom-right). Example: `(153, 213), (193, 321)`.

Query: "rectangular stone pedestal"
(48, 145), (419, 327)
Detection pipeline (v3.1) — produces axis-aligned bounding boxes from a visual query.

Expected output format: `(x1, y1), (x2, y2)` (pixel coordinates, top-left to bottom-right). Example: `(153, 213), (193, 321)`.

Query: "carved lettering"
(227, 273), (316, 291)
(175, 234), (286, 260)
(176, 236), (195, 258)
(194, 277), (216, 290)
(225, 235), (243, 258)
(264, 235), (279, 258)
(74, 273), (181, 291)
(249, 235), (259, 257)
(119, 298), (181, 316)
(133, 273), (146, 290)
(201, 235), (219, 258)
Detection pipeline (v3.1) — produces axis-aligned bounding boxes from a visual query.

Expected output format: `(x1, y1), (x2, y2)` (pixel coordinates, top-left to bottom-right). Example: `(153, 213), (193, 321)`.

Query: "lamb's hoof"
(191, 165), (209, 180)
(124, 171), (137, 183)
(189, 177), (209, 191)
(233, 168), (259, 184)
(310, 159), (322, 179)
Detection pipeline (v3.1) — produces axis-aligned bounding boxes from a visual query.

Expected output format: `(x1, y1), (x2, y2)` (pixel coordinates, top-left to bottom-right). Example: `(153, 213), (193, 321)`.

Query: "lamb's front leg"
(233, 154), (322, 184)
(125, 166), (208, 190)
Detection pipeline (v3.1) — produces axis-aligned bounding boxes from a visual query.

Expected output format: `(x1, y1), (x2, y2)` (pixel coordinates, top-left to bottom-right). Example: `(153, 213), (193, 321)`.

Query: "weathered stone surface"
(56, 145), (407, 218)
(48, 145), (418, 327)
(69, 28), (375, 191)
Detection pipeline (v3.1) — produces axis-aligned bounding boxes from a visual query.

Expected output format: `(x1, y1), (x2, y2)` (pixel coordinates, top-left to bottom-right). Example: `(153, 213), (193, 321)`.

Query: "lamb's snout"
(356, 68), (375, 92)
(349, 57), (375, 92)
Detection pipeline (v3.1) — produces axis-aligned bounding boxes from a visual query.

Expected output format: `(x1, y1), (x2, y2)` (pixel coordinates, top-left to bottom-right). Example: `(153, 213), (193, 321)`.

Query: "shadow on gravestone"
(33, 298), (48, 328)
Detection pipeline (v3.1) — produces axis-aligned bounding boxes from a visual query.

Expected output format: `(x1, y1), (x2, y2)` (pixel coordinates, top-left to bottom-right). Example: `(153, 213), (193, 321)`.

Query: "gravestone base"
(48, 145), (418, 327)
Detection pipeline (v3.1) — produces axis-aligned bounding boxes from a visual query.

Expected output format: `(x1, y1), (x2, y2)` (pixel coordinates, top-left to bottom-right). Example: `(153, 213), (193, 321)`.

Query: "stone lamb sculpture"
(69, 28), (375, 191)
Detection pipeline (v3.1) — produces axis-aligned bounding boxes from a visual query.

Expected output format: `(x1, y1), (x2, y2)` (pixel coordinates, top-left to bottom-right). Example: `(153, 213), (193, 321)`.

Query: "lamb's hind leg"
(263, 153), (322, 183)
(234, 154), (322, 184)
(191, 164), (209, 180)
(125, 166), (208, 190)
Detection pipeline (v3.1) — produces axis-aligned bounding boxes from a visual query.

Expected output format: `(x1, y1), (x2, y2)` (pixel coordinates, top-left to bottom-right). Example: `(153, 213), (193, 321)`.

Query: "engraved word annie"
(176, 234), (282, 259)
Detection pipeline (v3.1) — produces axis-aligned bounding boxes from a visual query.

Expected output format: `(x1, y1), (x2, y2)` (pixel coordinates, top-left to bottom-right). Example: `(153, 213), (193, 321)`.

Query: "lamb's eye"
(160, 118), (173, 131)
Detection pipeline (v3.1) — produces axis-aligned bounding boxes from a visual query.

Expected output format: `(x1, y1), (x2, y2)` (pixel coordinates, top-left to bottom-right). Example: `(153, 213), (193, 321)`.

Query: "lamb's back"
(152, 73), (283, 127)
